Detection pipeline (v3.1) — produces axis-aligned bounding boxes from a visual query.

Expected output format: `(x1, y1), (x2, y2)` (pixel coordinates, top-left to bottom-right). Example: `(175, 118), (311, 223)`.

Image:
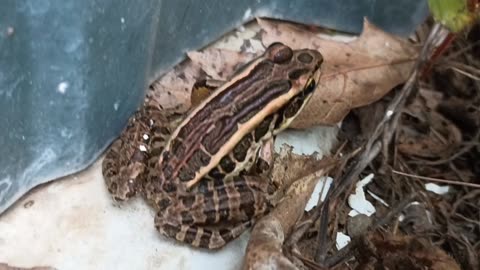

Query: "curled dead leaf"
(187, 48), (256, 81)
(148, 60), (206, 110)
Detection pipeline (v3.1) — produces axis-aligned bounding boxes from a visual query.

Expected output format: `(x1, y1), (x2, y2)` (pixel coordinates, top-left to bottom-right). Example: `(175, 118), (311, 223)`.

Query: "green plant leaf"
(428, 0), (479, 32)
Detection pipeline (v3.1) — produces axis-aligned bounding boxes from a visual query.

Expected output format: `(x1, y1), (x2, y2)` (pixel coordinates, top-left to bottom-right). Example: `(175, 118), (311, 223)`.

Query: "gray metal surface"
(0, 0), (429, 214)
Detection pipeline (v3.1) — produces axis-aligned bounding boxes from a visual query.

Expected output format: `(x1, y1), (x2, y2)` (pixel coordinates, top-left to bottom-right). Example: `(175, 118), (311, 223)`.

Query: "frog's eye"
(273, 46), (293, 64)
(267, 42), (293, 64)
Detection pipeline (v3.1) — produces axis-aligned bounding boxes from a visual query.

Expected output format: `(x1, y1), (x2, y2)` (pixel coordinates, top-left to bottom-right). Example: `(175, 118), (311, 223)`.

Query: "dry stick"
(444, 60), (480, 76)
(314, 23), (444, 266)
(450, 66), (480, 80)
(392, 170), (480, 189)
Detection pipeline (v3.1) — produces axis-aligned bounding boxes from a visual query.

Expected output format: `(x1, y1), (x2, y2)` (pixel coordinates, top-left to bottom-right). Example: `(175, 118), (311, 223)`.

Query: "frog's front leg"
(153, 175), (275, 249)
(102, 110), (153, 201)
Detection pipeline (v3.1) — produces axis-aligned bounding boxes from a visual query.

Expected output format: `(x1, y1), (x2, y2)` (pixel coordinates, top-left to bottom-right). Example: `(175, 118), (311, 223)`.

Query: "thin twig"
(392, 170), (480, 188)
(450, 66), (480, 80)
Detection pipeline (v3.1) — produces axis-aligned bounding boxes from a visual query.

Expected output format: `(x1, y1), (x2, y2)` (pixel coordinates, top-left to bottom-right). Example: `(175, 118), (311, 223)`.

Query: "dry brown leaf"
(258, 18), (419, 128)
(187, 48), (257, 80)
(148, 60), (206, 110)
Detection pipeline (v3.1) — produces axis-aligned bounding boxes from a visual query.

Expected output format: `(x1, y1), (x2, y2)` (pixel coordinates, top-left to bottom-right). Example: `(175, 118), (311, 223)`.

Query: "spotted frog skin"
(102, 43), (323, 249)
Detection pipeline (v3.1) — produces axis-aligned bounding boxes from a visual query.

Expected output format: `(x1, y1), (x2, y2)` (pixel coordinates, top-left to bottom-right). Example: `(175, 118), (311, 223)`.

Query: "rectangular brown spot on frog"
(219, 156), (236, 173)
(216, 186), (229, 218)
(159, 223), (181, 240)
(254, 114), (274, 141)
(181, 211), (194, 225)
(170, 138), (186, 156)
(182, 226), (198, 245)
(208, 167), (225, 179)
(181, 194), (196, 208)
(201, 193), (220, 224)
(178, 166), (195, 182)
(227, 187), (244, 221)
(187, 149), (211, 170)
(162, 164), (174, 179)
(199, 231), (212, 248)
(232, 133), (253, 162)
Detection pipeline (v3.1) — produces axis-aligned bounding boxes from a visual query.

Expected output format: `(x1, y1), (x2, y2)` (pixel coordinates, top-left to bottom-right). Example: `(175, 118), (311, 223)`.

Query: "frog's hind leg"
(153, 175), (275, 249)
(157, 175), (273, 225)
(157, 221), (253, 249)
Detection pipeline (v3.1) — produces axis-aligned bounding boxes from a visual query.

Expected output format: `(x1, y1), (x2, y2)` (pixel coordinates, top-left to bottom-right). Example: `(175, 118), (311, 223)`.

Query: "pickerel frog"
(102, 43), (323, 249)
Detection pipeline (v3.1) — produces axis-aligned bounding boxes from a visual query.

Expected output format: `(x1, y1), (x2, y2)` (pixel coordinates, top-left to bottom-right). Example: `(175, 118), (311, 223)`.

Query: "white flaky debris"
(425, 183), (450, 195)
(336, 232), (351, 249)
(348, 173), (376, 217)
(305, 177), (333, 211)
